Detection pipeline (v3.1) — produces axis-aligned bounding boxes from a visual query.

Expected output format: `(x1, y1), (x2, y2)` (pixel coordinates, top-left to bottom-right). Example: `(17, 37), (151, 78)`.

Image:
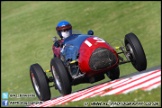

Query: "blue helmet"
(56, 20), (72, 39)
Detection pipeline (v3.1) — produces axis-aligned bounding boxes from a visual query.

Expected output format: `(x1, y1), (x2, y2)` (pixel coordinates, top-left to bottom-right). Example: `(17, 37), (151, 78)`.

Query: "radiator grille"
(89, 48), (117, 70)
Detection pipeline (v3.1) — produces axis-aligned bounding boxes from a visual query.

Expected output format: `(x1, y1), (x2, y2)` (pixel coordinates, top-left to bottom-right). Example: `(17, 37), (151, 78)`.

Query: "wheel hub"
(52, 66), (62, 91)
(126, 44), (136, 62)
(31, 73), (41, 96)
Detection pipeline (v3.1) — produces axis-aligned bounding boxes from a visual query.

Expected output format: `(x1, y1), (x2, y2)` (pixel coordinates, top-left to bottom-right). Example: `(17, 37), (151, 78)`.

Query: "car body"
(61, 34), (118, 77)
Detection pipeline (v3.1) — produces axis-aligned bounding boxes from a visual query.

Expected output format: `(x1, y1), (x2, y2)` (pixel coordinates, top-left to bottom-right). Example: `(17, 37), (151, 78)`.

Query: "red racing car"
(30, 30), (147, 101)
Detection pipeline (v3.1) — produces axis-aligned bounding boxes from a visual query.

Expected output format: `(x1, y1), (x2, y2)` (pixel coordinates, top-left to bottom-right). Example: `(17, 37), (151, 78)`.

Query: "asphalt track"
(29, 65), (161, 107)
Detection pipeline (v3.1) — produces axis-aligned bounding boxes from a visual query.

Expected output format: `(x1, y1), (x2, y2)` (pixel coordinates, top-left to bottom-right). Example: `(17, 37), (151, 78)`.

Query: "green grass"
(1, 1), (161, 107)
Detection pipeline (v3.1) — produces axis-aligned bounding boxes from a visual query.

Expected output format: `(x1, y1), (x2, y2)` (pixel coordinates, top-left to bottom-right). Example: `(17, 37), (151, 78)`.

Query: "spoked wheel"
(124, 32), (147, 71)
(106, 66), (120, 80)
(30, 63), (51, 101)
(50, 58), (72, 95)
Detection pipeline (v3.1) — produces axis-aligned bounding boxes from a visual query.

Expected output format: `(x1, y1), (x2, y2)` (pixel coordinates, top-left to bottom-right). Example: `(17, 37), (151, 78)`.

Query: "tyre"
(30, 63), (51, 101)
(125, 32), (147, 71)
(50, 58), (72, 95)
(106, 66), (120, 80)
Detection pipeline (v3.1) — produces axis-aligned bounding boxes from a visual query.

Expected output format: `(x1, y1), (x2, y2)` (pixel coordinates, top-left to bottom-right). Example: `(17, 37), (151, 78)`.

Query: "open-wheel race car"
(30, 30), (147, 101)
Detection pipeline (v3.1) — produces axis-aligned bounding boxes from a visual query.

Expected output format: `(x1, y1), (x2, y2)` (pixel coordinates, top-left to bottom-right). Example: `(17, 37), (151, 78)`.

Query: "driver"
(52, 20), (72, 58)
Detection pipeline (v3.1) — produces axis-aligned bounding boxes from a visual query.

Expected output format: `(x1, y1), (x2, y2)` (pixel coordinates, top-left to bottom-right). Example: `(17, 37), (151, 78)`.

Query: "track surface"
(29, 65), (161, 107)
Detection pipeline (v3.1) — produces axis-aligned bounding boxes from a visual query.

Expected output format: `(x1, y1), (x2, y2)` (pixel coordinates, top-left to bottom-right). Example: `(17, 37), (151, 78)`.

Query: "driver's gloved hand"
(54, 41), (60, 47)
(87, 30), (94, 35)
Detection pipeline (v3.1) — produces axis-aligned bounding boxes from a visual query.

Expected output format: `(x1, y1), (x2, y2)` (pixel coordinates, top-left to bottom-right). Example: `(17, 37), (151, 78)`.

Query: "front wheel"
(30, 63), (51, 101)
(124, 32), (147, 71)
(50, 58), (72, 95)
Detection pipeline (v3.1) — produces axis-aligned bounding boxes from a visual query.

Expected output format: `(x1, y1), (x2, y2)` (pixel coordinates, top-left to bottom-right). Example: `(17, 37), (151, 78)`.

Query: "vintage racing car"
(30, 30), (147, 101)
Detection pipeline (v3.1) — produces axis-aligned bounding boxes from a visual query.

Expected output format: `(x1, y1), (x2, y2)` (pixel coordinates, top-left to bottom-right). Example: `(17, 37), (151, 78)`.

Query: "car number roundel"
(84, 37), (105, 47)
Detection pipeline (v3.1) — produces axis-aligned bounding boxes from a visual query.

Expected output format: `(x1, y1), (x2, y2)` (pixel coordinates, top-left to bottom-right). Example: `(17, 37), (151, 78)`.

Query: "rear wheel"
(106, 66), (120, 80)
(30, 63), (51, 101)
(50, 58), (72, 95)
(125, 32), (147, 71)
